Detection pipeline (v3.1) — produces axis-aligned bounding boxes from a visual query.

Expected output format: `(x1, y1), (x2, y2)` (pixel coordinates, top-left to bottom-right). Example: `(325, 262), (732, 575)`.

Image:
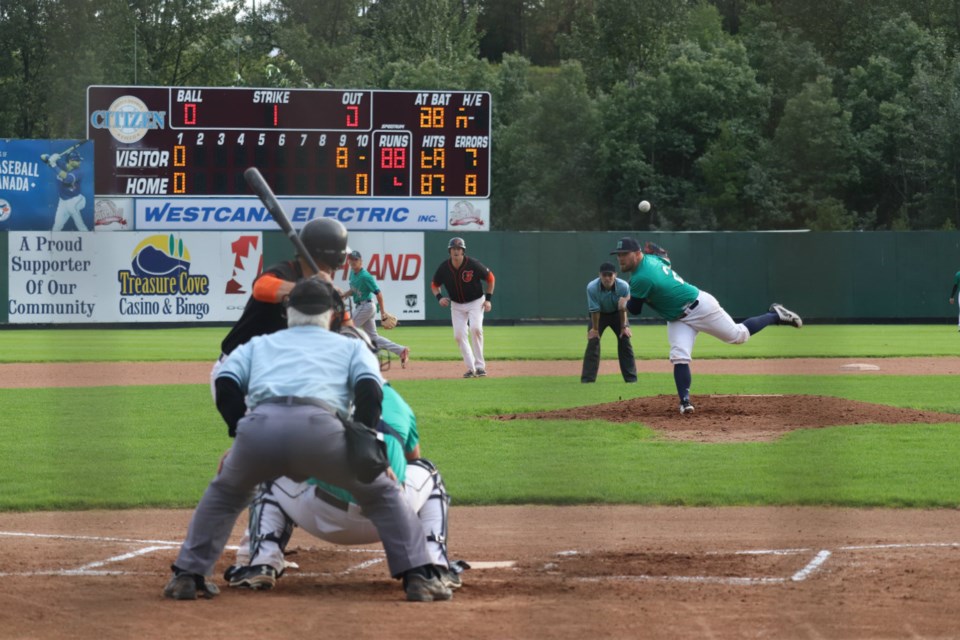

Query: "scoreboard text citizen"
(86, 86), (491, 199)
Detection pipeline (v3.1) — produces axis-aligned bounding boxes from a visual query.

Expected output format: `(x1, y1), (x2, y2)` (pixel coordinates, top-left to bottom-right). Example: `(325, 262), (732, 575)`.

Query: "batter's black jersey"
(219, 260), (303, 356)
(432, 256), (492, 304)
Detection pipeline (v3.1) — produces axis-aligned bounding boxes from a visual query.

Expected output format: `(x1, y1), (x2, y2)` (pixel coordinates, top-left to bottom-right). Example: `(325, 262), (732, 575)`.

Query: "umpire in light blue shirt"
(164, 278), (452, 603)
(581, 261), (637, 383)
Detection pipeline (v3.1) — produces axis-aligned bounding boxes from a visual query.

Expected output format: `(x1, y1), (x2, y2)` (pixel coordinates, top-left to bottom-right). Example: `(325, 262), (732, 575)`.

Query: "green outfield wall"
(418, 231), (960, 323)
(3, 230), (959, 324)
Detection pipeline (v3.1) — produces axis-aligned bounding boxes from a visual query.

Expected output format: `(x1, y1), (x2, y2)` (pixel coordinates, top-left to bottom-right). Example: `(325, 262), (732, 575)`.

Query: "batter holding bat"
(40, 143), (88, 232)
(610, 237), (802, 414)
(211, 217), (352, 402)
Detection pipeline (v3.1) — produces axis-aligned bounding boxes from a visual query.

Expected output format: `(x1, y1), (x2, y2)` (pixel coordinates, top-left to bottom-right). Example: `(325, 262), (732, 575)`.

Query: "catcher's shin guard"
(248, 482), (295, 568)
(409, 458), (452, 568)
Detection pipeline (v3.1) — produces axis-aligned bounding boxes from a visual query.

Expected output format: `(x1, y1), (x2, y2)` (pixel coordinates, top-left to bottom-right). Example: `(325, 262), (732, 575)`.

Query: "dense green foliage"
(4, 0), (960, 230)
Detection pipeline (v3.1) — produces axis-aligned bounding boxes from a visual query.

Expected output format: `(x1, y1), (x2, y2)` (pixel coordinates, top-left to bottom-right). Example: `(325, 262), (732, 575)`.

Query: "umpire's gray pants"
(353, 300), (406, 356)
(174, 404), (431, 578)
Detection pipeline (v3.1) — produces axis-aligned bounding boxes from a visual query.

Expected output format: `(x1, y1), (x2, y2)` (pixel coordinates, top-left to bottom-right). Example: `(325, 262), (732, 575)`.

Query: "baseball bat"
(243, 166), (323, 275)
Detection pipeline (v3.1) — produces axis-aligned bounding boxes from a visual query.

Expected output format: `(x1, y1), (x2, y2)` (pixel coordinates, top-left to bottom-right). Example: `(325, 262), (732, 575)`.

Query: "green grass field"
(1, 325), (958, 511)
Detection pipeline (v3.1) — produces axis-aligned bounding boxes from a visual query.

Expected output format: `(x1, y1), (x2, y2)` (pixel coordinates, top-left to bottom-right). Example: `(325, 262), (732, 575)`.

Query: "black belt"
(259, 396), (332, 410)
(314, 486), (349, 511)
(679, 298), (700, 318)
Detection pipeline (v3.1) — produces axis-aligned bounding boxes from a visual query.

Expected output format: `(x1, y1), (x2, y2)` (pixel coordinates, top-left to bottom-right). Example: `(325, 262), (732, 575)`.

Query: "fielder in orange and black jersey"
(431, 256), (494, 304)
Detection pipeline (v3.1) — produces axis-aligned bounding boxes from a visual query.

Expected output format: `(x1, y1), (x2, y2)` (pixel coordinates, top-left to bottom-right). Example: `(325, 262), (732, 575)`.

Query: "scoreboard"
(86, 86), (491, 199)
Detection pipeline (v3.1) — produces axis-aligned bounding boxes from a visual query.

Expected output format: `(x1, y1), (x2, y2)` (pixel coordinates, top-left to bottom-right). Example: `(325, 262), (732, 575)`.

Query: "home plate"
(840, 363), (880, 371)
(469, 561), (516, 569)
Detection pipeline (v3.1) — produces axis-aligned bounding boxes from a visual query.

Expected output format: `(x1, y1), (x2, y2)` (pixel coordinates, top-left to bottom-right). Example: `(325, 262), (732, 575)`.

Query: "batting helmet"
(448, 237), (466, 251)
(299, 219), (348, 269)
(67, 151), (82, 162)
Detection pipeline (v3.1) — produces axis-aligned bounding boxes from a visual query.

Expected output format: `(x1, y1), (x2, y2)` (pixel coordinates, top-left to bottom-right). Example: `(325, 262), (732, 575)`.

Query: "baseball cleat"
(769, 303), (802, 328)
(226, 564), (278, 590)
(475, 368), (487, 377)
(679, 399), (695, 414)
(463, 370), (477, 378)
(437, 566), (463, 590)
(403, 572), (453, 602)
(164, 570), (220, 600)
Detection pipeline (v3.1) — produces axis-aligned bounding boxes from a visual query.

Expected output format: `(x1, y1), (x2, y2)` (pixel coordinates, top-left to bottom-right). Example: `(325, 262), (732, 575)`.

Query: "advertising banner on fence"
(6, 231), (425, 324)
(329, 232), (425, 322)
(7, 231), (264, 323)
(0, 139), (95, 232)
(135, 197), (450, 231)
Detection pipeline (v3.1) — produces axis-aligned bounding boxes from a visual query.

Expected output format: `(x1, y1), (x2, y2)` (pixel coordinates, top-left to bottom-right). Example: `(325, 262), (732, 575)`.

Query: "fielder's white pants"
(238, 464), (447, 570)
(352, 300), (406, 356)
(52, 194), (88, 231)
(450, 297), (485, 372)
(667, 291), (750, 364)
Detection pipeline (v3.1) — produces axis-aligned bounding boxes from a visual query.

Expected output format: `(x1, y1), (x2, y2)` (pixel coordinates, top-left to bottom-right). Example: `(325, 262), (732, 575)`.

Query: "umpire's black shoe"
(436, 565), (463, 590)
(163, 566), (220, 600)
(403, 566), (453, 602)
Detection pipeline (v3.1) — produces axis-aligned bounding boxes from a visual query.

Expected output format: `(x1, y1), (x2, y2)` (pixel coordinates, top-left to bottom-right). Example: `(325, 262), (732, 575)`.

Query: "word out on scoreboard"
(86, 86), (491, 199)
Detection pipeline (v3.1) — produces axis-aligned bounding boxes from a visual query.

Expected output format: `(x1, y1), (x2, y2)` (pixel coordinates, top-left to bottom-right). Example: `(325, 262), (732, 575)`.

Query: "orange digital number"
(419, 107), (444, 128)
(173, 172), (186, 194)
(173, 145), (186, 167)
(336, 146), (348, 169)
(420, 148), (445, 169)
(355, 173), (369, 194)
(465, 174), (477, 196)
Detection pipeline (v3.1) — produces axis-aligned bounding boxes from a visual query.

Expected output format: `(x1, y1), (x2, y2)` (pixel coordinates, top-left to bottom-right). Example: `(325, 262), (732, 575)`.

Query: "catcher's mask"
(284, 278), (346, 331)
(299, 218), (349, 269)
(447, 237), (466, 252)
(341, 325), (391, 371)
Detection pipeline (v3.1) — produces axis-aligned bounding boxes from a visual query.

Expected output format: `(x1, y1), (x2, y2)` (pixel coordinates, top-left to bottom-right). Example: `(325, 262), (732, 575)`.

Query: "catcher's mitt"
(380, 311), (398, 330)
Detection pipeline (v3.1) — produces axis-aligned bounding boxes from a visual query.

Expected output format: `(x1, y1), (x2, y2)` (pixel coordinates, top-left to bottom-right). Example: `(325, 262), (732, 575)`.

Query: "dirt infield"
(2, 358), (959, 639)
(2, 506), (959, 639)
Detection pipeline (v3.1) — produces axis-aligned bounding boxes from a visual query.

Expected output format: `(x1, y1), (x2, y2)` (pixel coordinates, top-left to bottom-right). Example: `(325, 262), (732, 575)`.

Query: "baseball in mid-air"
(637, 200), (651, 213)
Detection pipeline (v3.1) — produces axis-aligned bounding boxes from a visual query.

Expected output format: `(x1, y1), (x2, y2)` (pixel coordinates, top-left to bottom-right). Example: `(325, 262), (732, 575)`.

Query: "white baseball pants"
(667, 291), (750, 364)
(450, 296), (486, 372)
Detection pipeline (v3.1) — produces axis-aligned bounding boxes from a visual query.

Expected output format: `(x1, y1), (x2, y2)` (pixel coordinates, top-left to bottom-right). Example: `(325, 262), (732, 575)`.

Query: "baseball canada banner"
(0, 139), (95, 231)
(331, 232), (425, 321)
(7, 231), (264, 323)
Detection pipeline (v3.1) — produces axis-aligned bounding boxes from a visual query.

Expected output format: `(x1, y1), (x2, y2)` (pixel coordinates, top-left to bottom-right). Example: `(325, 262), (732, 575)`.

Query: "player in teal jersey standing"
(950, 270), (960, 331)
(344, 250), (410, 367)
(610, 237), (802, 414)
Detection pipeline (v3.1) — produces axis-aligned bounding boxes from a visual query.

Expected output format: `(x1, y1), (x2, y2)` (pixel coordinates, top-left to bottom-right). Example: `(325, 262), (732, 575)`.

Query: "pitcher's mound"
(501, 395), (959, 442)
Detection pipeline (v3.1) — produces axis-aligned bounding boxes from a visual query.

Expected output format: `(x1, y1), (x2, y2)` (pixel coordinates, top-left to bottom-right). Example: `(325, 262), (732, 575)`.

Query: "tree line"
(3, 0), (960, 231)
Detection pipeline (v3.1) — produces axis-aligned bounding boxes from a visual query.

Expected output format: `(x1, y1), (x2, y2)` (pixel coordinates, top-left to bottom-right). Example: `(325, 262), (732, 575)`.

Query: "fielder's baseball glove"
(642, 241), (669, 258)
(380, 311), (398, 330)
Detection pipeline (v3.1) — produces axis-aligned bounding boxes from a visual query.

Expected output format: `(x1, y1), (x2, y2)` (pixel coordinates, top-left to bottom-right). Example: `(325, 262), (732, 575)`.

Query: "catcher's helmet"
(448, 237), (466, 251)
(341, 325), (390, 371)
(299, 219), (348, 268)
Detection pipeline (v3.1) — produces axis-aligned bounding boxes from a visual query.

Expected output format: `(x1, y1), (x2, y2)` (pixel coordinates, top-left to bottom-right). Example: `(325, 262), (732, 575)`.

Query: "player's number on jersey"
(662, 265), (685, 285)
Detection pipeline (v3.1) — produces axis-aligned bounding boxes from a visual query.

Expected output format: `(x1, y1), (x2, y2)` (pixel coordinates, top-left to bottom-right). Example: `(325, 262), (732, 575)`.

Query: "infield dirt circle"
(1, 358), (959, 639)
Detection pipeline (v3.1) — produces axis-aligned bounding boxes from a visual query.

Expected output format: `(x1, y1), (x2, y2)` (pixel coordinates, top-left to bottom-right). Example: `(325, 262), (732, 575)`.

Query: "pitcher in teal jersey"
(950, 270), (960, 331)
(610, 237), (803, 414)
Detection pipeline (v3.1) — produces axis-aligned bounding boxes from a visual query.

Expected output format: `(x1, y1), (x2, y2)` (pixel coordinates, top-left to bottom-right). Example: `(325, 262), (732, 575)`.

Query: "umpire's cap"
(448, 237), (466, 251)
(285, 278), (338, 315)
(610, 237), (641, 254)
(299, 219), (348, 268)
